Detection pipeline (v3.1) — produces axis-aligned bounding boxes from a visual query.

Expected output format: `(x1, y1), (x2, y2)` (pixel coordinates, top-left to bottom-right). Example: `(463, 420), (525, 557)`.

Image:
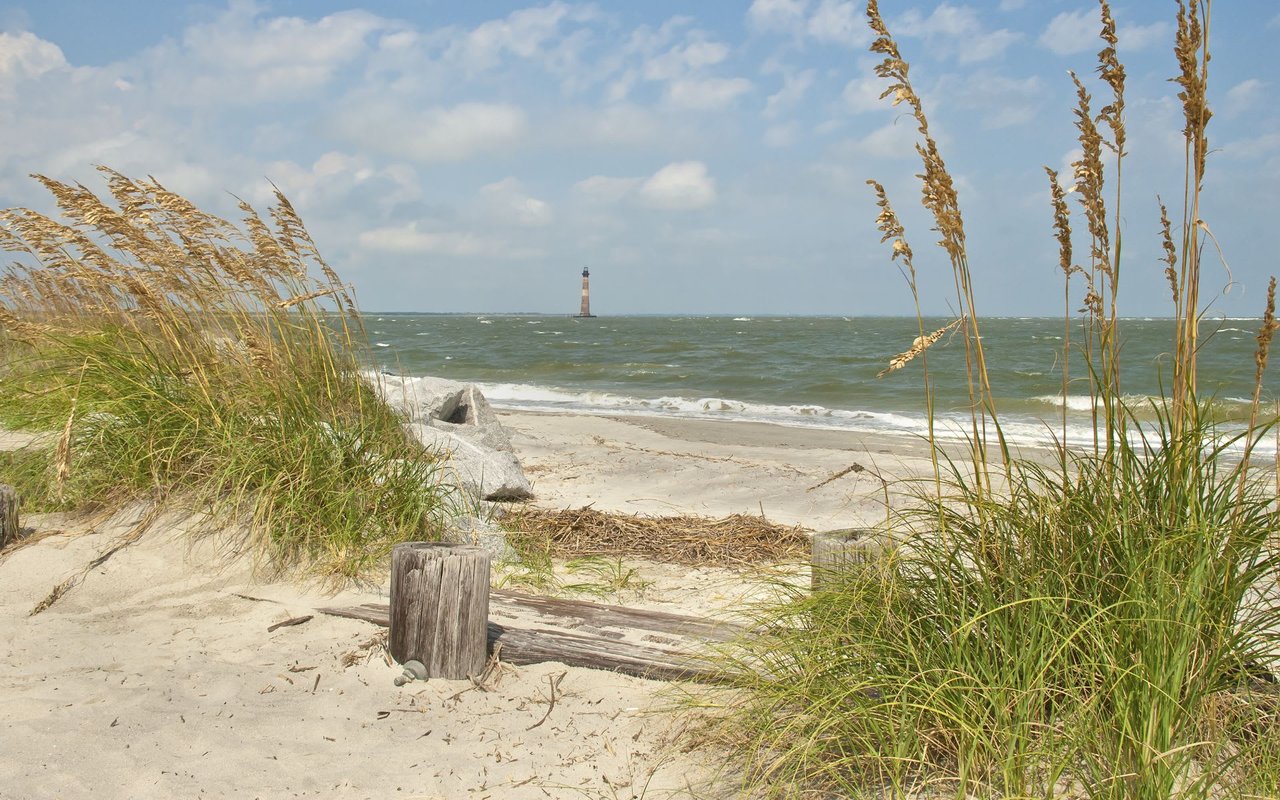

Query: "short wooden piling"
(0, 484), (17, 549)
(810, 528), (892, 590)
(389, 542), (490, 679)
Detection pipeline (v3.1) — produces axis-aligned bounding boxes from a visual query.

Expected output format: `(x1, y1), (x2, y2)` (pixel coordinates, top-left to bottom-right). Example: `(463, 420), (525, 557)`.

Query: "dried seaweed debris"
(500, 506), (810, 567)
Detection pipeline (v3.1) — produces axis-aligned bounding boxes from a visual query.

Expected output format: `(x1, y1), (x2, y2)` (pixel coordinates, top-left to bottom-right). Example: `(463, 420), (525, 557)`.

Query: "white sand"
(0, 412), (933, 799)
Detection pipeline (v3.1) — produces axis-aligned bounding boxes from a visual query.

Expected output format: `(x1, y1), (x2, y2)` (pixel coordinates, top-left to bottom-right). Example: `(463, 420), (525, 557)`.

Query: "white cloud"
(899, 4), (1019, 63)
(944, 73), (1044, 129)
(764, 122), (800, 147)
(747, 0), (809, 33)
(643, 34), (729, 81)
(860, 123), (917, 159)
(1053, 148), (1083, 189)
(447, 3), (571, 70)
(479, 177), (552, 226)
(574, 162), (717, 209)
(1040, 12), (1169, 57)
(569, 103), (668, 147)
(764, 68), (815, 118)
(666, 76), (752, 110)
(334, 102), (527, 162)
(358, 223), (540, 258)
(639, 161), (716, 210)
(176, 7), (390, 100)
(0, 31), (66, 97)
(1038, 10), (1095, 56)
(1224, 78), (1266, 118)
(1221, 132), (1280, 161)
(806, 0), (869, 48)
(842, 75), (891, 113)
(747, 0), (866, 48)
(1117, 21), (1171, 52)
(257, 152), (422, 215)
(444, 1), (599, 84)
(836, 121), (919, 160)
(573, 175), (643, 203)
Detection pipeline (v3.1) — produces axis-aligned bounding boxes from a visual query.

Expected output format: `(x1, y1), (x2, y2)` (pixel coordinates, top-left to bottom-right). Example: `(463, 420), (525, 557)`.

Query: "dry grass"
(499, 506), (810, 568)
(877, 316), (964, 378)
(0, 168), (453, 579)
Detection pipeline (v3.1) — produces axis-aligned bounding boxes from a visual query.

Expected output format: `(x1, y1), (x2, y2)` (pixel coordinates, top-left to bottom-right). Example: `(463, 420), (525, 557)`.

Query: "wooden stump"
(389, 542), (490, 680)
(0, 484), (17, 550)
(811, 528), (891, 590)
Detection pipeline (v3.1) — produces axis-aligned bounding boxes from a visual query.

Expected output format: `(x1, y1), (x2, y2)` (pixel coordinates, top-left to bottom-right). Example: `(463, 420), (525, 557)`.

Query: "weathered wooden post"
(811, 528), (893, 591)
(389, 542), (490, 680)
(0, 484), (17, 549)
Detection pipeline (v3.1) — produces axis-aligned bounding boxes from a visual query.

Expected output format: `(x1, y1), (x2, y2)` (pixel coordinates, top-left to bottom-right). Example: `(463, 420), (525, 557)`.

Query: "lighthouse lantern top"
(582, 267), (590, 277)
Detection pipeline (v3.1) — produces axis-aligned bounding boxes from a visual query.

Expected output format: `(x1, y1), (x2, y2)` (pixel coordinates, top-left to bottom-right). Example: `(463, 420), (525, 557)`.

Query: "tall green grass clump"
(713, 2), (1280, 797)
(0, 168), (454, 578)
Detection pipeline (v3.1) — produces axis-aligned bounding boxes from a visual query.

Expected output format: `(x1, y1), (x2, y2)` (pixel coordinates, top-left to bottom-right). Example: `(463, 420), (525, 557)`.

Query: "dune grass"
(710, 1), (1280, 797)
(0, 169), (455, 579)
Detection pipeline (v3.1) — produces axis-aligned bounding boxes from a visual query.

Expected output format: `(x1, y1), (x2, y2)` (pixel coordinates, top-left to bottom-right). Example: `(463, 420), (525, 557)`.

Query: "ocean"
(364, 314), (1279, 453)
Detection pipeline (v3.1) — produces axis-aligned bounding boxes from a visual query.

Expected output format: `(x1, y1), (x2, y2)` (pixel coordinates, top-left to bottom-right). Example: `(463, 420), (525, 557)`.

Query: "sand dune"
(0, 412), (926, 799)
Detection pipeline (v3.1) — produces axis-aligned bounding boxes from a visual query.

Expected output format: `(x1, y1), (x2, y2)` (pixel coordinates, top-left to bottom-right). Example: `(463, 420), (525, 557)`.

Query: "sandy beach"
(0, 411), (931, 799)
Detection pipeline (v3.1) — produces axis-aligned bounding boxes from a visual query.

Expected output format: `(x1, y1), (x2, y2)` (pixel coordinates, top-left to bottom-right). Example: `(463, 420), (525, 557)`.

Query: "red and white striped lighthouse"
(578, 267), (595, 317)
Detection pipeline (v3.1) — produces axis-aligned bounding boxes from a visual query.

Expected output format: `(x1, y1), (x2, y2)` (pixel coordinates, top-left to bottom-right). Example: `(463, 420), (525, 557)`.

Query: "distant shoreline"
(364, 311), (1241, 321)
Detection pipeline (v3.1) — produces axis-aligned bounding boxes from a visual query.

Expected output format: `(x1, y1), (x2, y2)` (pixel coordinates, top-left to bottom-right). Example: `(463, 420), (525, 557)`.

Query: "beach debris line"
(500, 506), (809, 567)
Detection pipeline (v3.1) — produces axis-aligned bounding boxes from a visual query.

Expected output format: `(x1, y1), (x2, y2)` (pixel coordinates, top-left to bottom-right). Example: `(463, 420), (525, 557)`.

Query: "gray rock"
(407, 422), (533, 502)
(395, 659), (428, 685)
(443, 516), (518, 563)
(365, 372), (533, 502)
(371, 373), (469, 424)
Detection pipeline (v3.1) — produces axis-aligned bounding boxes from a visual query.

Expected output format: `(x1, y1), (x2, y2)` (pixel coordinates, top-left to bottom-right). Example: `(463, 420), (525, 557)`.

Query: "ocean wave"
(480, 382), (933, 436)
(1031, 393), (1172, 412)
(467, 380), (1276, 457)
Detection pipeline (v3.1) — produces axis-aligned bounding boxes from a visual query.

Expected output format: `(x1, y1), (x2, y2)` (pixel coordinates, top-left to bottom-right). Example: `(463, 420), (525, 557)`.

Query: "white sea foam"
(1032, 394), (1098, 412)
(478, 382), (924, 436)
(1031, 393), (1167, 412)
(471, 380), (1276, 458)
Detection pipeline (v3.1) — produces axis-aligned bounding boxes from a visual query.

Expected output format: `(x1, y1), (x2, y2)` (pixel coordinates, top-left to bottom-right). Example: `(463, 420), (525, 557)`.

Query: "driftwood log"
(389, 542), (490, 680)
(0, 484), (17, 549)
(323, 589), (746, 683)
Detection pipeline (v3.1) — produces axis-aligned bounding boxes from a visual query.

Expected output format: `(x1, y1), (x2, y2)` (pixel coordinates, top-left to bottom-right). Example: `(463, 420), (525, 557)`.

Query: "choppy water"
(364, 314), (1279, 452)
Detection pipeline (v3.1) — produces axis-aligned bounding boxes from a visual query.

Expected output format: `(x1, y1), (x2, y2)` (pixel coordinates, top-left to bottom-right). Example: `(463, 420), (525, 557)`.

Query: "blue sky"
(0, 1), (1276, 315)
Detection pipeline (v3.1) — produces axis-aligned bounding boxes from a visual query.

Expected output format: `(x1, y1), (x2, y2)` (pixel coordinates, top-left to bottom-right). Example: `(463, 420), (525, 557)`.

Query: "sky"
(0, 1), (1276, 316)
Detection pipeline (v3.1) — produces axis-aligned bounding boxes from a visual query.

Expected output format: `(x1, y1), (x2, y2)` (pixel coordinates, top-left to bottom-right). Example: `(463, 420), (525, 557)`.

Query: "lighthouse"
(577, 267), (595, 318)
